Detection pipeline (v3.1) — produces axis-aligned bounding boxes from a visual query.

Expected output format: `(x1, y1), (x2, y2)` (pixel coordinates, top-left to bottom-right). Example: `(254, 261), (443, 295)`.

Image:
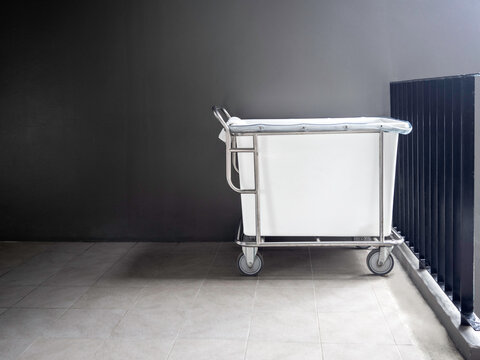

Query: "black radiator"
(390, 74), (479, 328)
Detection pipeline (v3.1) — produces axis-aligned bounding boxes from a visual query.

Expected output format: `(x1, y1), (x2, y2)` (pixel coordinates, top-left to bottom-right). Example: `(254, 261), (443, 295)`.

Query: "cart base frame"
(235, 223), (404, 275)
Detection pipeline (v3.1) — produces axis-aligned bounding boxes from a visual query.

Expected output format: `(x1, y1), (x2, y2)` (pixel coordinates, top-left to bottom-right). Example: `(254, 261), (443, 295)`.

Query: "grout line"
(107, 242), (176, 341)
(15, 336), (40, 359)
(0, 243), (54, 280)
(1, 244), (99, 312)
(308, 248), (323, 359)
(89, 243), (144, 289)
(50, 243), (138, 336)
(164, 242), (220, 360)
(35, 243), (97, 287)
(243, 268), (258, 360)
(372, 282), (400, 347)
(394, 344), (406, 360)
(0, 245), (65, 307)
(5, 286), (38, 309)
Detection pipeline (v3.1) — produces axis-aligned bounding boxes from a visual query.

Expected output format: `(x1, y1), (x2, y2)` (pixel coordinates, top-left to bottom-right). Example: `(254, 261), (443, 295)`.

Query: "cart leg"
(242, 246), (258, 268)
(378, 246), (394, 266)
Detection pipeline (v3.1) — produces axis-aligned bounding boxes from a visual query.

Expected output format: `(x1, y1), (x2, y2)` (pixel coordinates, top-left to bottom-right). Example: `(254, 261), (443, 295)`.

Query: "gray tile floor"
(0, 241), (462, 360)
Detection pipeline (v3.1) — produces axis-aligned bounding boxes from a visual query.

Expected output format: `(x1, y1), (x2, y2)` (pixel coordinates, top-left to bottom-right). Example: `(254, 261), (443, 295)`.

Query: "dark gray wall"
(1, 0), (393, 241)
(5, 1), (480, 241)
(386, 0), (480, 81)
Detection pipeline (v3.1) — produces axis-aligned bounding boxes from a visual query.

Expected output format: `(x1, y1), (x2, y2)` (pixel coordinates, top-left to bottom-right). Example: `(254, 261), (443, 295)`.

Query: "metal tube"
(231, 148), (255, 153)
(379, 130), (384, 243)
(225, 138), (250, 193)
(236, 239), (404, 248)
(232, 136), (239, 173)
(213, 106), (255, 195)
(233, 129), (382, 136)
(459, 76), (475, 319)
(253, 134), (261, 244)
(237, 228), (404, 248)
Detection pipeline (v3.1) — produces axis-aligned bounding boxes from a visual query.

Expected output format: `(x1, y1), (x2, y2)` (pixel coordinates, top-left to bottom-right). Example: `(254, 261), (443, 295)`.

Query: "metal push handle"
(212, 106), (256, 195)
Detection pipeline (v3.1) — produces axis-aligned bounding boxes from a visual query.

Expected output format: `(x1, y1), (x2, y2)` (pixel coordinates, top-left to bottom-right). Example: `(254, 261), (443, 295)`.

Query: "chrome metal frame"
(213, 106), (404, 266)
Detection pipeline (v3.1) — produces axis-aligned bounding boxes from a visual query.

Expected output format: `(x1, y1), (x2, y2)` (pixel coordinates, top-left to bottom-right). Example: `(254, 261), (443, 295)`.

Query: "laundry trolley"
(213, 106), (412, 276)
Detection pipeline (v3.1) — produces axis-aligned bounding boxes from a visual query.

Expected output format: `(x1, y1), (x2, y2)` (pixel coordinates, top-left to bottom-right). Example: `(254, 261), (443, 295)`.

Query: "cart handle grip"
(212, 106), (231, 130)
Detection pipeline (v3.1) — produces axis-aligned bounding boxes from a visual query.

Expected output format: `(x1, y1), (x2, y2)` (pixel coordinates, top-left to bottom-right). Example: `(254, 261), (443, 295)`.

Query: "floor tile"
(0, 286), (35, 307)
(0, 241), (465, 360)
(373, 287), (415, 345)
(313, 277), (373, 289)
(396, 345), (429, 360)
(21, 251), (76, 269)
(193, 285), (255, 312)
(312, 270), (370, 280)
(124, 244), (178, 263)
(254, 286), (316, 313)
(135, 284), (199, 310)
(179, 309), (251, 340)
(14, 286), (88, 309)
(43, 265), (109, 286)
(0, 262), (21, 274)
(207, 264), (241, 277)
(246, 340), (322, 360)
(93, 262), (154, 288)
(208, 255), (242, 277)
(423, 345), (464, 360)
(0, 267), (11, 277)
(47, 308), (125, 338)
(142, 278), (204, 288)
(0, 338), (36, 360)
(94, 338), (174, 360)
(373, 287), (401, 310)
(203, 277), (258, 288)
(249, 311), (320, 343)
(94, 255), (177, 287)
(310, 248), (366, 268)
(259, 250), (313, 277)
(67, 252), (123, 269)
(72, 287), (141, 309)
(112, 308), (185, 339)
(130, 242), (178, 253)
(257, 278), (313, 289)
(158, 257), (212, 278)
(171, 242), (218, 256)
(381, 307), (415, 345)
(169, 339), (245, 360)
(85, 242), (135, 255)
(0, 308), (64, 338)
(17, 337), (103, 360)
(48, 242), (93, 254)
(318, 311), (394, 344)
(0, 243), (52, 269)
(315, 285), (380, 313)
(0, 264), (61, 286)
(322, 343), (401, 360)
(311, 249), (368, 277)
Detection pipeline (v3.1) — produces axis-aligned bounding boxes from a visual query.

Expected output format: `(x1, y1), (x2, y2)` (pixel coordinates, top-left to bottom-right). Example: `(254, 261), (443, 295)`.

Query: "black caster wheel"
(366, 249), (394, 275)
(237, 252), (263, 276)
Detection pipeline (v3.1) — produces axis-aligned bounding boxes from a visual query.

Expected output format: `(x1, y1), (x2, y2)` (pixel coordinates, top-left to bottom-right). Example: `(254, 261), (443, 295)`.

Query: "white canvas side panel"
(237, 132), (398, 237)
